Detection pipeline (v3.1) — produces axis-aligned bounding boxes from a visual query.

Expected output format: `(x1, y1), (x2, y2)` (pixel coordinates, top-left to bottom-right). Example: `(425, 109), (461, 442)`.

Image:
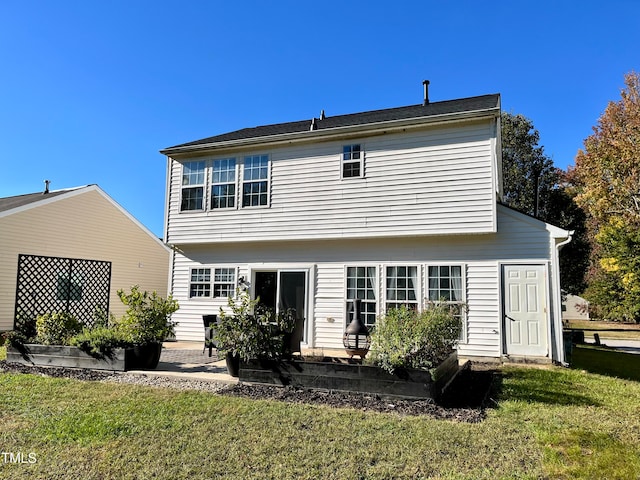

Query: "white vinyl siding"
(166, 121), (498, 244)
(170, 205), (563, 362)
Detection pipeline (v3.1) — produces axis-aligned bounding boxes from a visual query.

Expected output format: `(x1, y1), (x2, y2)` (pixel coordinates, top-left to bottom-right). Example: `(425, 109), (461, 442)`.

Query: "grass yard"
(571, 344), (640, 382)
(1, 357), (639, 479)
(568, 319), (640, 341)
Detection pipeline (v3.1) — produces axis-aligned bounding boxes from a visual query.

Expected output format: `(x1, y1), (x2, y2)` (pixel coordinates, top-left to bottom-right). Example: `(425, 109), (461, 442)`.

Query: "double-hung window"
(189, 267), (237, 298)
(190, 268), (211, 297)
(385, 266), (419, 311)
(242, 155), (269, 207)
(212, 158), (236, 209)
(346, 266), (377, 327)
(342, 144), (363, 178)
(427, 265), (465, 335)
(181, 161), (206, 211)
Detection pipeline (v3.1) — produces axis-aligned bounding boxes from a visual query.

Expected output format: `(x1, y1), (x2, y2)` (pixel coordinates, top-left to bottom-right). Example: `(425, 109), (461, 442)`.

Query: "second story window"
(181, 161), (205, 211)
(342, 144), (363, 178)
(212, 158), (236, 209)
(242, 154), (269, 207)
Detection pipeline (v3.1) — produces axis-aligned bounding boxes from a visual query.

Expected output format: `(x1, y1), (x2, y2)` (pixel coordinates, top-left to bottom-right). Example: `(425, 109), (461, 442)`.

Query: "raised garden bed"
(239, 351), (460, 401)
(6, 343), (162, 371)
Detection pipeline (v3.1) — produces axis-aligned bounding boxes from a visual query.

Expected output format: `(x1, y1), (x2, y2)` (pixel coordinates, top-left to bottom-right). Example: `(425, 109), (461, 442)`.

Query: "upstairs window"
(385, 266), (419, 311)
(212, 158), (236, 209)
(181, 161), (205, 211)
(242, 154), (269, 207)
(342, 144), (363, 178)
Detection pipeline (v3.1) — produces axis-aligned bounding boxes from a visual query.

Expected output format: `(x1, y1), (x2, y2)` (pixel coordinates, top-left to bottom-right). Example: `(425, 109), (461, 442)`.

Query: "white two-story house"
(161, 88), (572, 364)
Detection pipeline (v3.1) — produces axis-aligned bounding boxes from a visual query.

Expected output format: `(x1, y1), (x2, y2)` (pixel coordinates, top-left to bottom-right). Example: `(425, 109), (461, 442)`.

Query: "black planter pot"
(225, 352), (240, 377)
(127, 342), (163, 370)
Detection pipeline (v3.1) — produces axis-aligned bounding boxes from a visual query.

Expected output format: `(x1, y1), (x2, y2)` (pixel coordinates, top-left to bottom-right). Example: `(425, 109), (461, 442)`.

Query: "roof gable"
(162, 93), (500, 154)
(0, 187), (87, 215)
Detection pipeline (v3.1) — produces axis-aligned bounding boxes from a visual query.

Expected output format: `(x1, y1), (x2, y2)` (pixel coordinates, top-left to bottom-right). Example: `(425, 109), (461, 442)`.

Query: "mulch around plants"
(0, 360), (497, 422)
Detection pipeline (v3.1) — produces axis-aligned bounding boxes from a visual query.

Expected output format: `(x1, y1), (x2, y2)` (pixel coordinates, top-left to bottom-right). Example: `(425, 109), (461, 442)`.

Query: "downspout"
(553, 231), (574, 366)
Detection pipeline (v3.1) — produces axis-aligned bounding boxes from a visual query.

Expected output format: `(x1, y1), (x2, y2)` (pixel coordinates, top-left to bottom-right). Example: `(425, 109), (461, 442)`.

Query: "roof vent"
(423, 80), (430, 105)
(43, 179), (51, 194)
(310, 117), (317, 131)
(320, 109), (325, 120)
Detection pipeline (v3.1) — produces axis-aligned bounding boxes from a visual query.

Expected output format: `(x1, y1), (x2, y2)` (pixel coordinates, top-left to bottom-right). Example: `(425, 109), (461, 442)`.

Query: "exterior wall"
(562, 294), (590, 321)
(170, 205), (561, 360)
(0, 188), (170, 331)
(166, 120), (498, 244)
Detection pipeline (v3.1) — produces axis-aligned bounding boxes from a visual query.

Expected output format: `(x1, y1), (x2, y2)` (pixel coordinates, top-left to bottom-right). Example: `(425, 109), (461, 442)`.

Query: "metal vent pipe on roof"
(423, 80), (430, 105)
(43, 179), (50, 194)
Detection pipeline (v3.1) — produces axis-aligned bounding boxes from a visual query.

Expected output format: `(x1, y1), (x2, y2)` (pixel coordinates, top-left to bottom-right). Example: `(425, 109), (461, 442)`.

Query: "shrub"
(116, 286), (179, 345)
(35, 312), (83, 346)
(70, 327), (129, 358)
(367, 303), (462, 374)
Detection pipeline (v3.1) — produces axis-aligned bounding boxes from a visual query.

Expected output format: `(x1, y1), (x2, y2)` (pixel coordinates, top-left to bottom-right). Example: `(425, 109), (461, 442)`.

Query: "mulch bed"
(0, 360), (498, 423)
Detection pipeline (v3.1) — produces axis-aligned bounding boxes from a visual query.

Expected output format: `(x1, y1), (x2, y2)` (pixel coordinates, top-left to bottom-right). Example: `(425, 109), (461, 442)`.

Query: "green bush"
(35, 312), (83, 346)
(70, 327), (129, 357)
(116, 286), (179, 345)
(367, 303), (462, 374)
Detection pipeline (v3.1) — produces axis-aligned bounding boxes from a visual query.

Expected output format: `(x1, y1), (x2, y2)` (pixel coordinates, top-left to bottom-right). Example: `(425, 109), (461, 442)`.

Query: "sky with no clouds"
(1, 0), (638, 237)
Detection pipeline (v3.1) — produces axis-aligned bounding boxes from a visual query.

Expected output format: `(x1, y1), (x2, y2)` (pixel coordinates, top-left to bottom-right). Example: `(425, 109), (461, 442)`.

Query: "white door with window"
(503, 265), (548, 357)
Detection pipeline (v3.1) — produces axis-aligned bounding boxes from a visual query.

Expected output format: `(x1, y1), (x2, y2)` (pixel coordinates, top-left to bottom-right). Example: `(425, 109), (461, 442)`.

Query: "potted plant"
(115, 286), (179, 369)
(214, 290), (297, 376)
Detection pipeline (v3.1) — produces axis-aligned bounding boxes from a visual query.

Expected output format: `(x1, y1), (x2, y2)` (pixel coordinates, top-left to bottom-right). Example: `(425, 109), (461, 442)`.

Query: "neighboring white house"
(562, 294), (590, 322)
(0, 184), (170, 331)
(161, 89), (573, 364)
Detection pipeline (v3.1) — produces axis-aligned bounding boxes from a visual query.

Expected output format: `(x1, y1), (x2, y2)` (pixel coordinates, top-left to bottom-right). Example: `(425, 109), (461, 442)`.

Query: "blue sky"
(1, 1), (639, 238)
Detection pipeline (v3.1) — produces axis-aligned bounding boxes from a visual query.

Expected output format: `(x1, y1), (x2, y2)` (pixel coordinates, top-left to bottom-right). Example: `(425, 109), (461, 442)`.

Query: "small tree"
(116, 286), (179, 344)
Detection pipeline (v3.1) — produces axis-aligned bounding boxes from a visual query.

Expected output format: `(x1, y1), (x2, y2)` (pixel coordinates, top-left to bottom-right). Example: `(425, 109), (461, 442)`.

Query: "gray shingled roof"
(0, 188), (83, 214)
(163, 93), (500, 152)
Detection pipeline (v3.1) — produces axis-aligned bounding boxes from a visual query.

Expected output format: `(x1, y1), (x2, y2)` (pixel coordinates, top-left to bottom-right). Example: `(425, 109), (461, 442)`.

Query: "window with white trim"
(213, 268), (236, 297)
(346, 266), (377, 327)
(342, 144), (363, 178)
(189, 268), (211, 297)
(385, 266), (419, 311)
(211, 158), (236, 209)
(181, 161), (205, 211)
(242, 154), (269, 207)
(427, 265), (466, 332)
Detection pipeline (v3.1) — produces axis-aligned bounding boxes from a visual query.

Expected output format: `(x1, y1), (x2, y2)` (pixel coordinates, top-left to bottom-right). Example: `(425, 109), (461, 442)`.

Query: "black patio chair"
(202, 315), (217, 357)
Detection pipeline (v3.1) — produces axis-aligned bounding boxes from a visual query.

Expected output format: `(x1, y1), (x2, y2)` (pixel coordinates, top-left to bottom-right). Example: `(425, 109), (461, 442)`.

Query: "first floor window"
(346, 266), (377, 327)
(213, 268), (236, 297)
(428, 265), (465, 324)
(242, 154), (269, 207)
(56, 272), (83, 301)
(190, 268), (211, 297)
(385, 266), (419, 311)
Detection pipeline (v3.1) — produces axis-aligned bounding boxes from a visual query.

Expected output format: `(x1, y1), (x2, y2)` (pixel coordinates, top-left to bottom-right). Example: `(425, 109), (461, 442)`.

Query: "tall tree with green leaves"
(570, 71), (640, 321)
(501, 112), (589, 294)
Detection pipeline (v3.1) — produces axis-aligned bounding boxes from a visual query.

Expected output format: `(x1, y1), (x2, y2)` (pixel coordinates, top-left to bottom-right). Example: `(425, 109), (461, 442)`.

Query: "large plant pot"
(225, 352), (240, 377)
(126, 342), (163, 370)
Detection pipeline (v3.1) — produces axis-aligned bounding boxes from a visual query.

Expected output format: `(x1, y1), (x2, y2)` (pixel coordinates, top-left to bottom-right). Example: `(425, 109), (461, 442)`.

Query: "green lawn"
(571, 344), (640, 381)
(1, 360), (639, 479)
(568, 319), (640, 340)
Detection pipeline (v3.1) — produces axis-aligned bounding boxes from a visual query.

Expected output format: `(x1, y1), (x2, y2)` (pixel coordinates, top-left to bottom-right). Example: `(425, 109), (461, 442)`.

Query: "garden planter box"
(6, 344), (162, 371)
(239, 352), (460, 401)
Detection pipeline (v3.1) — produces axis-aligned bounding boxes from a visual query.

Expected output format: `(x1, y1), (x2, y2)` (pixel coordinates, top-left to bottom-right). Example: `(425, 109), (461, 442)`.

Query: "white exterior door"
(503, 265), (548, 357)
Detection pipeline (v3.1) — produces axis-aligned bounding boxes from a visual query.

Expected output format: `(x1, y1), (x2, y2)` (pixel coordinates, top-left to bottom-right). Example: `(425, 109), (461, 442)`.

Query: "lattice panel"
(14, 254), (112, 333)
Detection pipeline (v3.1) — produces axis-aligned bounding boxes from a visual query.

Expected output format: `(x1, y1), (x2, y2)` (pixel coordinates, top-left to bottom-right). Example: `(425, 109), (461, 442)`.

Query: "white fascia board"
(161, 107), (500, 158)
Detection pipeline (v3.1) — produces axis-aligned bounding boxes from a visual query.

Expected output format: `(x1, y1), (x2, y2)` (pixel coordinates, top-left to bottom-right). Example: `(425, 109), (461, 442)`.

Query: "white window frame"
(189, 266), (238, 299)
(189, 268), (211, 298)
(383, 264), (421, 312)
(345, 265), (378, 328)
(241, 154), (270, 208)
(211, 158), (238, 210)
(426, 263), (467, 343)
(213, 267), (236, 298)
(341, 143), (364, 179)
(180, 161), (206, 212)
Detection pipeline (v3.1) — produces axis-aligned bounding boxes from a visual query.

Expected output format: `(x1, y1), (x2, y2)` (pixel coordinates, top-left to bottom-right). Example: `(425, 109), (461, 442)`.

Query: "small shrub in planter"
(70, 326), (129, 358)
(367, 303), (463, 374)
(35, 312), (82, 346)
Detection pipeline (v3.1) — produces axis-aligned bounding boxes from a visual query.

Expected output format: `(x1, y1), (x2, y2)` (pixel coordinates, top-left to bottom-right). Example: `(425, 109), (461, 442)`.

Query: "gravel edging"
(0, 360), (494, 422)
